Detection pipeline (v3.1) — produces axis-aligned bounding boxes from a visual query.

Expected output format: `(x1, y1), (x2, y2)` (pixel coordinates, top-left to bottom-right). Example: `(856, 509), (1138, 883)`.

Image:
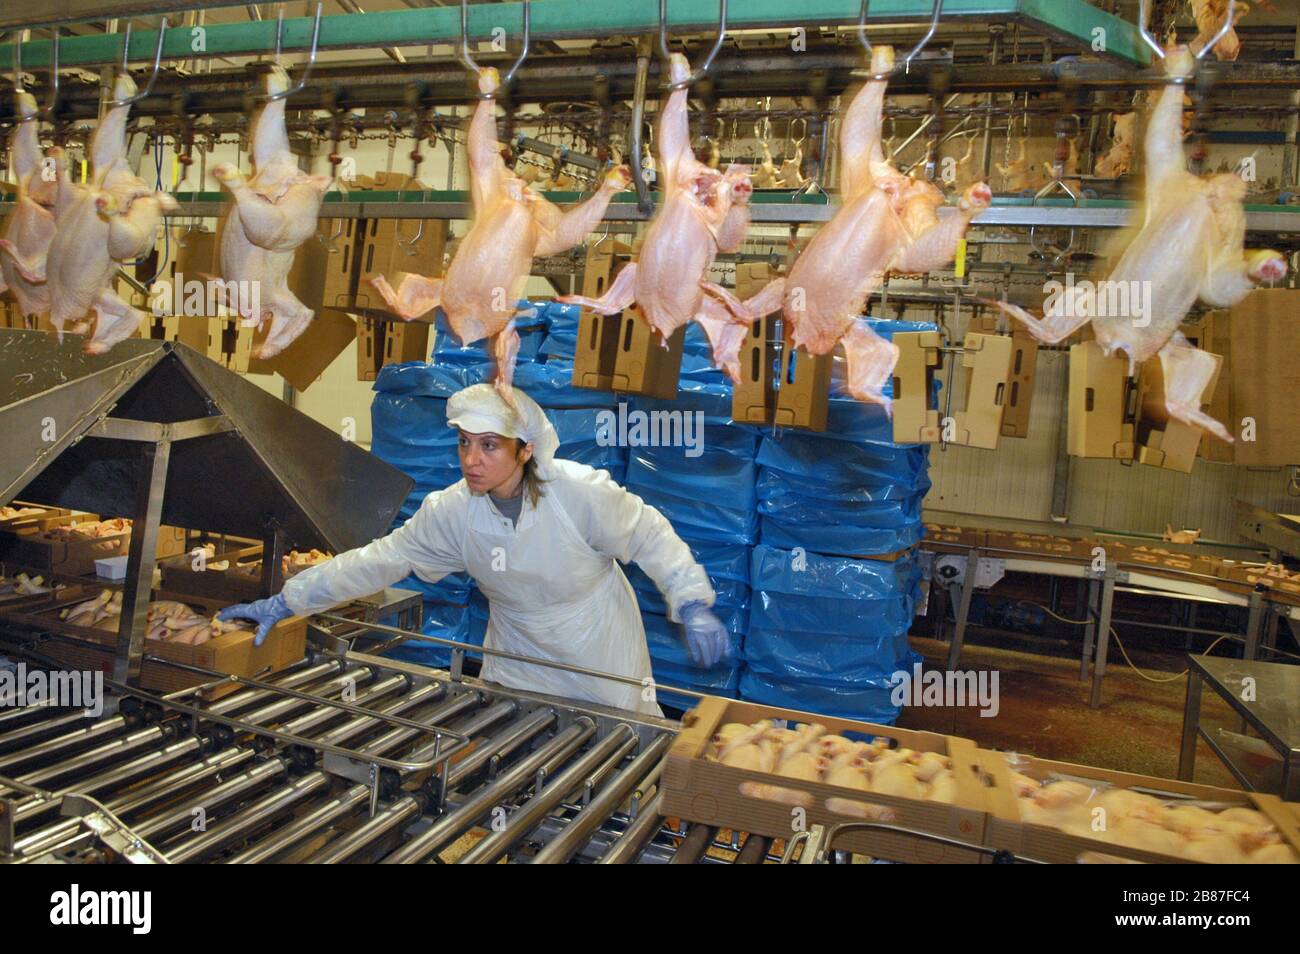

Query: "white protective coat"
(281, 460), (714, 716)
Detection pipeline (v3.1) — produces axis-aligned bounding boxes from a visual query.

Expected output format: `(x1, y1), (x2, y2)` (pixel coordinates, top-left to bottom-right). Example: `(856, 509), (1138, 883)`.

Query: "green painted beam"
(0, 0), (1148, 73)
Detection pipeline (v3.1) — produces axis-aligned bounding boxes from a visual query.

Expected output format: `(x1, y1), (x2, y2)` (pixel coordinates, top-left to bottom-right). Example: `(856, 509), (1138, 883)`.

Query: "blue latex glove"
(217, 592), (292, 647)
(679, 601), (729, 669)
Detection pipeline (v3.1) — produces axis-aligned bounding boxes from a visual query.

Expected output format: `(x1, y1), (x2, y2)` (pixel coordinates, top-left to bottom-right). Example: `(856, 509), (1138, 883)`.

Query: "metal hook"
(263, 3), (323, 103)
(110, 18), (168, 108)
(1136, 0), (1167, 61)
(789, 116), (807, 147)
(659, 0), (727, 90)
(461, 0), (530, 94)
(858, 0), (943, 78)
(14, 29), (60, 122)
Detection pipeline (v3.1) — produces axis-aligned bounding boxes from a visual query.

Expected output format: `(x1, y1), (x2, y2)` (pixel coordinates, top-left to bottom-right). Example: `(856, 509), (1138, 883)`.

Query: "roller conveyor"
(0, 623), (820, 865)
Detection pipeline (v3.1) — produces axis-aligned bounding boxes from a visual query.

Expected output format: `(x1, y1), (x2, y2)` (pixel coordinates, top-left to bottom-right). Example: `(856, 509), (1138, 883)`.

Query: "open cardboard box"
(977, 749), (1300, 864)
(158, 543), (267, 602)
(2, 584), (306, 700)
(1068, 341), (1136, 459)
(662, 696), (989, 863)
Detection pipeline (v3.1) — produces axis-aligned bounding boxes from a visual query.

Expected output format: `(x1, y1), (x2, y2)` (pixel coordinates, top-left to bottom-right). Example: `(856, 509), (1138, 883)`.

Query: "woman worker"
(219, 383), (730, 716)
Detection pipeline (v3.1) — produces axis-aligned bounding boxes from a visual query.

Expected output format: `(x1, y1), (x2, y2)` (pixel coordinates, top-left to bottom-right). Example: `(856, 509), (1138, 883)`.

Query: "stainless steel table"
(1178, 654), (1300, 800)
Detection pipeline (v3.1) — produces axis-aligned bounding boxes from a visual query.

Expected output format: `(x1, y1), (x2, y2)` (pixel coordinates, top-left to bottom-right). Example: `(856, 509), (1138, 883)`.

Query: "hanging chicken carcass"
(730, 45), (992, 408)
(0, 91), (58, 320)
(991, 47), (1286, 441)
(556, 53), (754, 381)
(26, 76), (178, 352)
(214, 66), (332, 359)
(367, 66), (631, 404)
(1095, 112), (1137, 179)
(1189, 1), (1269, 63)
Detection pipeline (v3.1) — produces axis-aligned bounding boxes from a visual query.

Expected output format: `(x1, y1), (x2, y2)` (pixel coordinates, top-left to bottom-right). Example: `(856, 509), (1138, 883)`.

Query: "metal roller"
(303, 795), (423, 865)
(669, 823), (718, 865)
(0, 712), (137, 776)
(9, 747), (258, 859)
(381, 719), (596, 864)
(444, 708), (556, 791)
(530, 734), (671, 864)
(595, 790), (665, 865)
(133, 759), (290, 843)
(164, 772), (332, 863)
(458, 724), (636, 865)
(222, 784), (374, 864)
(736, 834), (771, 864)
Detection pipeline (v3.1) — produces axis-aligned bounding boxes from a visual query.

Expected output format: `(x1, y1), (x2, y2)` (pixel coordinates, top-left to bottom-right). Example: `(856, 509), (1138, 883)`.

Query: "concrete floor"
(899, 632), (1244, 789)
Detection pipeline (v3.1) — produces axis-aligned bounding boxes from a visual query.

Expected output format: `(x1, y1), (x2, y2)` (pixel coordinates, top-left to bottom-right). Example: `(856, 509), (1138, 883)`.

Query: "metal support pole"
(1088, 567), (1116, 709)
(1079, 577), (1099, 681)
(113, 440), (171, 688)
(979, 28), (1001, 179)
(946, 549), (980, 671)
(1243, 589), (1265, 662)
(1177, 667), (1202, 782)
(260, 524), (287, 597)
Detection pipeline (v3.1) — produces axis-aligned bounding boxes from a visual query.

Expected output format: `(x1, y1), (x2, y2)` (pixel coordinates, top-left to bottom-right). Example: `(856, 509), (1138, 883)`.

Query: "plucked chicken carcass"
(57, 590), (248, 645)
(1189, 1), (1270, 62)
(367, 66), (631, 404)
(995, 138), (1042, 194)
(991, 48), (1286, 442)
(1011, 771), (1298, 862)
(0, 572), (53, 599)
(34, 75), (178, 352)
(0, 505), (46, 521)
(0, 91), (58, 320)
(706, 720), (959, 804)
(732, 46), (992, 408)
(1095, 112), (1137, 179)
(556, 53), (754, 381)
(214, 66), (332, 359)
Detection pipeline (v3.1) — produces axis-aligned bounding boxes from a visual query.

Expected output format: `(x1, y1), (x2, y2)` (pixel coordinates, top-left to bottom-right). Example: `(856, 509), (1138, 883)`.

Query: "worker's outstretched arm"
(559, 466), (714, 622)
(280, 489), (467, 616)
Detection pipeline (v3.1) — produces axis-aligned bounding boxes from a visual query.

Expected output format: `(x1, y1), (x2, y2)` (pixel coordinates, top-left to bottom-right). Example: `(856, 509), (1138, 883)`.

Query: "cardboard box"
(0, 518), (186, 575)
(572, 242), (634, 392)
(1200, 311), (1234, 463)
(951, 332), (1013, 450)
(978, 750), (1300, 864)
(892, 331), (942, 443)
(158, 544), (266, 602)
(662, 697), (989, 863)
(734, 261), (781, 301)
(1228, 289), (1300, 466)
(6, 585), (307, 699)
(731, 315), (831, 431)
(357, 316), (385, 382)
(970, 315), (1037, 438)
(1135, 347), (1222, 473)
(0, 502), (72, 532)
(1068, 341), (1135, 459)
(205, 317), (254, 373)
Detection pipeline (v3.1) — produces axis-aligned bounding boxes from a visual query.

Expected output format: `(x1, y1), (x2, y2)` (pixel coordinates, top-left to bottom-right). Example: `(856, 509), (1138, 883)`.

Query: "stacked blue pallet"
(739, 319), (934, 723)
(619, 326), (759, 708)
(370, 301), (630, 667)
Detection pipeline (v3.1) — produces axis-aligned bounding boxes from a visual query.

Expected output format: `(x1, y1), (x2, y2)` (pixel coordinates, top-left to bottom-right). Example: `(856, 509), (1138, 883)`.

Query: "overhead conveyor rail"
(83, 189), (1300, 233)
(0, 1), (1152, 68)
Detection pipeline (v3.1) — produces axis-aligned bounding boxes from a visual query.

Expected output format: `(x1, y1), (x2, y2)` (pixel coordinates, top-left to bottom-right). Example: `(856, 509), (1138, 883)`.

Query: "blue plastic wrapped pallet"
(431, 302), (550, 364)
(740, 545), (924, 723)
(756, 432), (930, 555)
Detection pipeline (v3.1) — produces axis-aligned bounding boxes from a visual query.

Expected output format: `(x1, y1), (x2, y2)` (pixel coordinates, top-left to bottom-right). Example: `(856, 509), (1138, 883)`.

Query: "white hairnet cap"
(446, 383), (560, 476)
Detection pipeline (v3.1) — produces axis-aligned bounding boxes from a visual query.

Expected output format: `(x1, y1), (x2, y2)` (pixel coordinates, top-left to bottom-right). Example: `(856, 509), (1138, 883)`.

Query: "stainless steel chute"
(0, 329), (413, 552)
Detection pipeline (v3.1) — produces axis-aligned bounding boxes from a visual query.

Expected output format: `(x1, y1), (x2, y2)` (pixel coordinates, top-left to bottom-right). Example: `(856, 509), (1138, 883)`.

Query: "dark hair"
(517, 440), (546, 507)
